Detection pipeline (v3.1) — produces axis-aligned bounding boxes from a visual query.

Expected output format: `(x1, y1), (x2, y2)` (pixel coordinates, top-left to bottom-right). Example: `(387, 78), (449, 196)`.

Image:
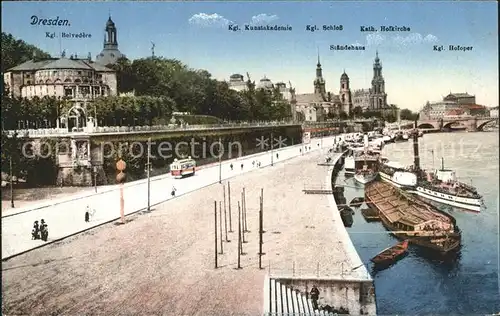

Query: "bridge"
(4, 119), (377, 139)
(417, 116), (498, 131)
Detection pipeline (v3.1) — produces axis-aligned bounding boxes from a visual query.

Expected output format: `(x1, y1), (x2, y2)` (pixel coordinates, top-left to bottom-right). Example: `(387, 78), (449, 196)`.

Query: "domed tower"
(96, 15), (125, 65)
(314, 52), (326, 95)
(339, 70), (353, 115)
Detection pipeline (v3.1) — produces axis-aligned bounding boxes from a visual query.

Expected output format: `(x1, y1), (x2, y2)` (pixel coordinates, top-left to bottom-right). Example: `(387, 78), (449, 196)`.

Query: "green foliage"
(109, 57), (292, 122)
(400, 108), (419, 121)
(1, 32), (51, 73)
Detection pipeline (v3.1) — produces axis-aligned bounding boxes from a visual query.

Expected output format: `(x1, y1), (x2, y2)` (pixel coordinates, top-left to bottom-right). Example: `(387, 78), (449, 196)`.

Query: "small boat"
(361, 207), (380, 222)
(339, 206), (354, 227)
(349, 197), (365, 208)
(371, 240), (409, 265)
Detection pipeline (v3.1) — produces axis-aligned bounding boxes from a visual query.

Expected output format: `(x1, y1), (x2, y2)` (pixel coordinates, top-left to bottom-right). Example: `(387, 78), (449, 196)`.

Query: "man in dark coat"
(310, 285), (320, 310)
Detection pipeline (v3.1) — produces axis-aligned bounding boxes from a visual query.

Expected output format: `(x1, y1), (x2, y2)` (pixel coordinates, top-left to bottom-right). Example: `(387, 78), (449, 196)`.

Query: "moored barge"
(365, 181), (461, 253)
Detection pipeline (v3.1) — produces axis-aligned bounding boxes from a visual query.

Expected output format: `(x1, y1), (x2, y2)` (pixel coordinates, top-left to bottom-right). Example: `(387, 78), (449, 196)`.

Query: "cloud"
(392, 33), (439, 46)
(250, 13), (278, 24)
(366, 32), (386, 46)
(188, 13), (232, 27)
(365, 32), (439, 47)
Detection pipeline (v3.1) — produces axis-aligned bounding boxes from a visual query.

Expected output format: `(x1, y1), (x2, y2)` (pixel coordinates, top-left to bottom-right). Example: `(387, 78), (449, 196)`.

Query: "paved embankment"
(2, 137), (334, 260)
(2, 137), (371, 315)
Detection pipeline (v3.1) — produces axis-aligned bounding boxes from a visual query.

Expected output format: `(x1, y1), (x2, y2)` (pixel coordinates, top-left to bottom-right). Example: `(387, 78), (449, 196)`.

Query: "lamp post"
(270, 132), (274, 166)
(218, 137), (222, 184)
(93, 166), (97, 193)
(146, 138), (152, 211)
(116, 159), (127, 224)
(10, 157), (14, 208)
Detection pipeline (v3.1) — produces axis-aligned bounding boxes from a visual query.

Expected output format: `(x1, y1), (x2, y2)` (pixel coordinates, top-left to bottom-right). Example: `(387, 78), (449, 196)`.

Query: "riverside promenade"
(2, 136), (375, 315)
(2, 136), (335, 260)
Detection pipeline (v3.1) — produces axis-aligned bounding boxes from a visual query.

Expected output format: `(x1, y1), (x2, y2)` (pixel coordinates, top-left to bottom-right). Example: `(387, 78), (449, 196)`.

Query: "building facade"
(489, 107), (499, 118)
(443, 92), (476, 105)
(228, 74), (248, 92)
(95, 16), (125, 66)
(4, 55), (117, 103)
(419, 101), (461, 120)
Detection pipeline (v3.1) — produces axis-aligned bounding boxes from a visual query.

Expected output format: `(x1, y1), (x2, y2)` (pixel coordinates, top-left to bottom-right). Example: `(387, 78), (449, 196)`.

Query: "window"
(77, 71), (82, 75)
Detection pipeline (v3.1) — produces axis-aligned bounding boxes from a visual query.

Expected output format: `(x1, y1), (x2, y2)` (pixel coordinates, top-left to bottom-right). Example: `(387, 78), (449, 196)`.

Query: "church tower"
(314, 52), (326, 95)
(96, 16), (125, 65)
(339, 70), (353, 115)
(370, 51), (387, 110)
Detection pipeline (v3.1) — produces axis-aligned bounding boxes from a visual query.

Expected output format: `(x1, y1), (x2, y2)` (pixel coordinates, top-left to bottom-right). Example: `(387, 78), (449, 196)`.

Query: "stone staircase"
(264, 277), (342, 316)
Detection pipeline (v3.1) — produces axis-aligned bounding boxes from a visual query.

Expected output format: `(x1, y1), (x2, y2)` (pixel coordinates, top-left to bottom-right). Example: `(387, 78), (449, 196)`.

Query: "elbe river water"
(338, 132), (499, 315)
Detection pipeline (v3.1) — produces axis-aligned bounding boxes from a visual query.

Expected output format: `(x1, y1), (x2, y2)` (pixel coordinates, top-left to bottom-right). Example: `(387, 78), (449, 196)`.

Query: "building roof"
(295, 93), (330, 104)
(463, 104), (486, 110)
(445, 92), (474, 98)
(7, 57), (114, 72)
(230, 73), (243, 79)
(341, 72), (349, 80)
(96, 49), (124, 66)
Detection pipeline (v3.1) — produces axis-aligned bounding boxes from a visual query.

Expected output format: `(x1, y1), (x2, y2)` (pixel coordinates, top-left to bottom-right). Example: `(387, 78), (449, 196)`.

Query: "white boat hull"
(354, 172), (378, 184)
(379, 172), (403, 188)
(411, 187), (482, 212)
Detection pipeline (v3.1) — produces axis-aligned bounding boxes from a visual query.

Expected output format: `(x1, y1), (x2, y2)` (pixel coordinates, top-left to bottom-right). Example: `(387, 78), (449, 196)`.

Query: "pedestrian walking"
(40, 219), (48, 242)
(240, 163), (244, 170)
(230, 163), (233, 170)
(31, 220), (40, 240)
(85, 205), (90, 222)
(171, 186), (177, 197)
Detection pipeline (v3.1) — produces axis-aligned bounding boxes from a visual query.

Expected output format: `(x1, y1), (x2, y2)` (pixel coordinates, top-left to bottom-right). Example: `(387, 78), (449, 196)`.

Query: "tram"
(170, 157), (196, 179)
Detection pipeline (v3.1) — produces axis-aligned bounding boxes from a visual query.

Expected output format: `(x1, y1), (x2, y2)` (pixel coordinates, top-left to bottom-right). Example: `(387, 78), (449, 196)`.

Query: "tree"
(1, 32), (51, 73)
(400, 108), (419, 121)
(339, 111), (349, 120)
(352, 106), (363, 118)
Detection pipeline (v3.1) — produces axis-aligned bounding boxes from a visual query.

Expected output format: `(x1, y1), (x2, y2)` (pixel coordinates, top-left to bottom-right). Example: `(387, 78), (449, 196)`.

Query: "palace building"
(3, 53), (117, 103)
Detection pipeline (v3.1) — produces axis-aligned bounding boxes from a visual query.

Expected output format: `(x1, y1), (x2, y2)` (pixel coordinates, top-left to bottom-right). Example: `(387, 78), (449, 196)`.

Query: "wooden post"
(243, 187), (248, 232)
(219, 201), (223, 254)
(259, 195), (263, 269)
(228, 182), (233, 232)
(241, 193), (246, 244)
(119, 183), (125, 223)
(238, 203), (242, 268)
(261, 188), (265, 233)
(214, 201), (218, 268)
(223, 196), (229, 242)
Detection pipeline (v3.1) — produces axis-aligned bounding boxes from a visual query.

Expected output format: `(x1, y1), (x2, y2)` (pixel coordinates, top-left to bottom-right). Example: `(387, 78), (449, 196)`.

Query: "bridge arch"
(417, 123), (436, 129)
(477, 119), (497, 131)
(442, 121), (459, 129)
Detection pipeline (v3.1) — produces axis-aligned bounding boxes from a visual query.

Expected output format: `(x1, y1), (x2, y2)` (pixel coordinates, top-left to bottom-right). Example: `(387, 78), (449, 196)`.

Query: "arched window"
(74, 78), (82, 84)
(54, 79), (62, 84)
(45, 79), (52, 84)
(64, 78), (72, 83)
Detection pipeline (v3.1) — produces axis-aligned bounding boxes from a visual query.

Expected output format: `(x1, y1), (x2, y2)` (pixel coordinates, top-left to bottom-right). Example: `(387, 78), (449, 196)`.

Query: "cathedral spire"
(317, 48), (321, 67)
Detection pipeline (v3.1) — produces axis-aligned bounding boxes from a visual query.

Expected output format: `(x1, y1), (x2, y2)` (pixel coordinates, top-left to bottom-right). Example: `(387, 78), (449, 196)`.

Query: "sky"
(2, 1), (498, 111)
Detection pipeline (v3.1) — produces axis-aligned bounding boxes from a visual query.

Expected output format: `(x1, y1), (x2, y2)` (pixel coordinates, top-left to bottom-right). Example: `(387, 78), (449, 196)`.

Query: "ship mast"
(412, 120), (420, 172)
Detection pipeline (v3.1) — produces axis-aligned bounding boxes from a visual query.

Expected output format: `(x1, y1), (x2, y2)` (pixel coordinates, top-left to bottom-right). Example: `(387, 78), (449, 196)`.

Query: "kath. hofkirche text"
(360, 25), (410, 32)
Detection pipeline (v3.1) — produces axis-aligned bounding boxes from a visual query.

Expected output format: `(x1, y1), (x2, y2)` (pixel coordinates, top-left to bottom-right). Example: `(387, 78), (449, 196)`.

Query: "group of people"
(31, 219), (49, 241)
